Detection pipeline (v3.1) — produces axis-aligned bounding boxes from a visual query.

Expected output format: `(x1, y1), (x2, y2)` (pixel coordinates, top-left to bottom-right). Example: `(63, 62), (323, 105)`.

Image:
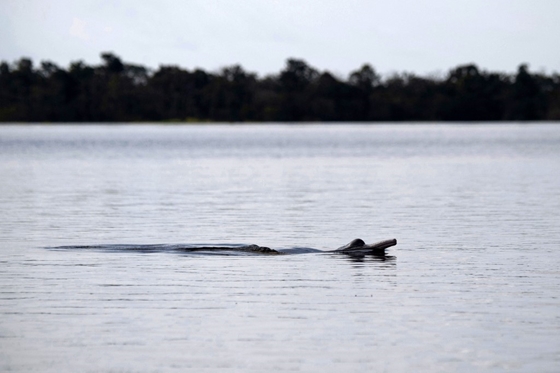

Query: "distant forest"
(1, 53), (559, 122)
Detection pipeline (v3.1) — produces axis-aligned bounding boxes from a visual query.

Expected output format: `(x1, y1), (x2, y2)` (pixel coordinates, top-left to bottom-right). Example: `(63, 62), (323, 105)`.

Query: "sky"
(1, 0), (559, 78)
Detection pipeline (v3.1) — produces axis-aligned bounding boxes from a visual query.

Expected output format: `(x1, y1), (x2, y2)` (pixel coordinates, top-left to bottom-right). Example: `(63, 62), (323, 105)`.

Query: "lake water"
(1, 123), (559, 372)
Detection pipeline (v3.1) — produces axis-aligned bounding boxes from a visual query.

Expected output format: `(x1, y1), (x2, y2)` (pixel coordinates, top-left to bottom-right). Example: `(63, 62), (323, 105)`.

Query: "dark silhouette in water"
(49, 238), (397, 256)
(175, 238), (396, 255)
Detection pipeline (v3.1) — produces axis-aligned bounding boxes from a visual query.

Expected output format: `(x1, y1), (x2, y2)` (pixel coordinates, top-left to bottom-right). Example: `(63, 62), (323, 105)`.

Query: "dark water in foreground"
(0, 123), (559, 372)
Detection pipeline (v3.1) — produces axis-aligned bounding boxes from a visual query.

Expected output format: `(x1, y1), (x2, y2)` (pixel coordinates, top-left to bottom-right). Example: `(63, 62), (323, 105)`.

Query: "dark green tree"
(1, 53), (559, 122)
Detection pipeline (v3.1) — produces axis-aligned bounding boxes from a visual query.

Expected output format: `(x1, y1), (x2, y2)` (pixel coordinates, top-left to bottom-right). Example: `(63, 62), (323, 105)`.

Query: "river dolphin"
(48, 238), (397, 255)
(176, 238), (397, 255)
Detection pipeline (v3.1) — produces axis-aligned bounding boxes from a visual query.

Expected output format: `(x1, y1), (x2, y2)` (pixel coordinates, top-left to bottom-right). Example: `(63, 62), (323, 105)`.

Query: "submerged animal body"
(179, 244), (281, 254)
(177, 238), (397, 255)
(49, 239), (397, 256)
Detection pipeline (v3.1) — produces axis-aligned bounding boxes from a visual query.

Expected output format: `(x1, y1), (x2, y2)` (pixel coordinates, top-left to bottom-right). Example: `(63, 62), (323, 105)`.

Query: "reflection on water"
(344, 253), (396, 265)
(1, 124), (559, 372)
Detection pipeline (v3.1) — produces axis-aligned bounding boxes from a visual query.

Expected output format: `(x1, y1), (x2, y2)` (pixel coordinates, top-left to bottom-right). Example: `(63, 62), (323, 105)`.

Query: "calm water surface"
(0, 123), (559, 372)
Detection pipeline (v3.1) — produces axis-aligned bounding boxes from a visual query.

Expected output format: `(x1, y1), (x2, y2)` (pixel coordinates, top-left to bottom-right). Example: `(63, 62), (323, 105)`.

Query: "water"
(1, 123), (559, 372)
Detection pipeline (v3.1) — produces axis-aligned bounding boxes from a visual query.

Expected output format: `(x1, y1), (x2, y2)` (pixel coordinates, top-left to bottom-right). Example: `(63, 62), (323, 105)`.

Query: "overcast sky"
(2, 0), (559, 77)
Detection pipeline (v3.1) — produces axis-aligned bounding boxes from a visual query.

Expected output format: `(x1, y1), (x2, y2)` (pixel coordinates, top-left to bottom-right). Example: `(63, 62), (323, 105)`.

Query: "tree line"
(1, 52), (559, 122)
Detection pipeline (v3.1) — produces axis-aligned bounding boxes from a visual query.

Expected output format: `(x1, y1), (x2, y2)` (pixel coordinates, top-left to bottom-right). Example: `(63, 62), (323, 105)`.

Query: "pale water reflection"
(0, 124), (559, 372)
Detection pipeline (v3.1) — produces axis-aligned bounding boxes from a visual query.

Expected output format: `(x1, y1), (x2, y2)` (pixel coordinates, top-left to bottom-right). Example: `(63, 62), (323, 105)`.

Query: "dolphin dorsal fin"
(336, 238), (365, 251)
(349, 238), (365, 248)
